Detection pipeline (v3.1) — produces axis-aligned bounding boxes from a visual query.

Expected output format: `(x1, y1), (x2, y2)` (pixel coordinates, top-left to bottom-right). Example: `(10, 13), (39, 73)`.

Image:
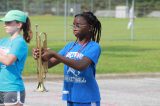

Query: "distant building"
(115, 6), (128, 18)
(94, 10), (115, 17)
(147, 11), (160, 18)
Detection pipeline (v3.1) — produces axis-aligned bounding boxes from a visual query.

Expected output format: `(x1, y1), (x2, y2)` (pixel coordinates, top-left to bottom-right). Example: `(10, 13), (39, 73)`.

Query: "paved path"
(24, 77), (160, 106)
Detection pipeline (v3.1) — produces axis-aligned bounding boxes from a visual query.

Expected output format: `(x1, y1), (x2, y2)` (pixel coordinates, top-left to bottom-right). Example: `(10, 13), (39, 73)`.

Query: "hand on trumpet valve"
(32, 48), (40, 59)
(41, 48), (54, 61)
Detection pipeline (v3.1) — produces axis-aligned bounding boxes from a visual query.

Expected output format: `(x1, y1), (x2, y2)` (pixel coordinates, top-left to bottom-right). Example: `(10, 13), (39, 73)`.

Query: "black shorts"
(0, 91), (25, 105)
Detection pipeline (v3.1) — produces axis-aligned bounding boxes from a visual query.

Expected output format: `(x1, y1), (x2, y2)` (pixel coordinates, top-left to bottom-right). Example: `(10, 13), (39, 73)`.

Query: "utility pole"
(64, 0), (67, 42)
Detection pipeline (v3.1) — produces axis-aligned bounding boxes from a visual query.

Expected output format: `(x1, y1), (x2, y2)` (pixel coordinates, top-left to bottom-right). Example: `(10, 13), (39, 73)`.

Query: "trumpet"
(35, 24), (48, 92)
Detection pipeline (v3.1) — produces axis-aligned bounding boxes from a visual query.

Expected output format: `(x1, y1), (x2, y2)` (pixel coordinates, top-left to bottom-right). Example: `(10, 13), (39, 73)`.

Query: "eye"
(5, 21), (12, 24)
(70, 24), (87, 29)
(76, 24), (81, 28)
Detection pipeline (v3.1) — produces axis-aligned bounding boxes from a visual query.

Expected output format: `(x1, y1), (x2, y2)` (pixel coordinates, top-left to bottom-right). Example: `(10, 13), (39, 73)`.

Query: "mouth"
(73, 30), (79, 34)
(74, 29), (78, 32)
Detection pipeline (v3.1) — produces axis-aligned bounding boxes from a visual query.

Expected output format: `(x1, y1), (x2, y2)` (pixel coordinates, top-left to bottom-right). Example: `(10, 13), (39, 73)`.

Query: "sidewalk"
(23, 73), (160, 106)
(24, 77), (160, 106)
(23, 72), (160, 81)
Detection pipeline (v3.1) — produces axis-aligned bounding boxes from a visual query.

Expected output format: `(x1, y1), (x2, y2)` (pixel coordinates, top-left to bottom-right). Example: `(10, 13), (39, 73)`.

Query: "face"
(72, 16), (90, 41)
(4, 21), (22, 35)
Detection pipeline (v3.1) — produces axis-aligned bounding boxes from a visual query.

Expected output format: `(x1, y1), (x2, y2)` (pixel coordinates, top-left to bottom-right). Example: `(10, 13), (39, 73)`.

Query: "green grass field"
(0, 15), (160, 75)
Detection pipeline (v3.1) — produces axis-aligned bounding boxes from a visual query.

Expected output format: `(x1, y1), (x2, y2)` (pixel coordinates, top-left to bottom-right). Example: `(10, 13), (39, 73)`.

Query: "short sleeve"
(9, 40), (28, 61)
(58, 42), (74, 56)
(58, 46), (67, 56)
(84, 43), (101, 65)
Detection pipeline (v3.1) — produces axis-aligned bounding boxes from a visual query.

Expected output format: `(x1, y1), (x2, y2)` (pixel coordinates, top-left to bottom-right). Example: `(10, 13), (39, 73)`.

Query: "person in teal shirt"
(0, 10), (32, 106)
(33, 11), (102, 106)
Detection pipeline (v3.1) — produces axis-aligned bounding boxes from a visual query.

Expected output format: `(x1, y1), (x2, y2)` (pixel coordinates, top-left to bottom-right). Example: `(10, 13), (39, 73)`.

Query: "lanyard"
(65, 40), (90, 57)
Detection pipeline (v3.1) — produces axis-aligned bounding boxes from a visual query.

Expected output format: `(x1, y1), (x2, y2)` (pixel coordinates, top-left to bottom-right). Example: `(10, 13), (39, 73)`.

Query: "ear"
(17, 23), (23, 29)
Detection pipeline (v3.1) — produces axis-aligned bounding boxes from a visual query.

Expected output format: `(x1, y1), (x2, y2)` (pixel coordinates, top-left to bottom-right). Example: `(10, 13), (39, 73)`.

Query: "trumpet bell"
(36, 82), (48, 92)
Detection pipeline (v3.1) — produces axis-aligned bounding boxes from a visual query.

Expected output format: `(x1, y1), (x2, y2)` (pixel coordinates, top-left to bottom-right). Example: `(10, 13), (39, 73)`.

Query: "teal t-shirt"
(0, 35), (28, 91)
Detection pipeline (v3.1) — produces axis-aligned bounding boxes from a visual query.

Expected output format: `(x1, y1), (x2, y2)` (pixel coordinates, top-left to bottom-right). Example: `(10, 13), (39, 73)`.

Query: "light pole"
(64, 0), (67, 42)
(91, 0), (93, 12)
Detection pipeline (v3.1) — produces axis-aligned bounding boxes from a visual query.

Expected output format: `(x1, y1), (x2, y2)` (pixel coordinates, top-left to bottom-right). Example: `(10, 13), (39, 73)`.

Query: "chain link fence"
(0, 0), (159, 75)
(0, 0), (160, 41)
(0, 0), (160, 17)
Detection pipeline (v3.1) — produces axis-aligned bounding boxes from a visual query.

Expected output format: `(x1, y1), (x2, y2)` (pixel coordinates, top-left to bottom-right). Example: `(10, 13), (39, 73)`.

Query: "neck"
(10, 31), (20, 40)
(78, 39), (89, 45)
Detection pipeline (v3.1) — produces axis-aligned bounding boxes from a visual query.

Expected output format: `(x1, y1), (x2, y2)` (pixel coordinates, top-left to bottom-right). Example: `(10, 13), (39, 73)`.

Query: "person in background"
(0, 10), (32, 106)
(33, 11), (101, 106)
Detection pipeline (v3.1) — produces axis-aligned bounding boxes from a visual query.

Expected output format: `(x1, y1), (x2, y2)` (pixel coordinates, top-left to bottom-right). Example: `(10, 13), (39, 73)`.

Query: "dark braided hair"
(75, 11), (101, 43)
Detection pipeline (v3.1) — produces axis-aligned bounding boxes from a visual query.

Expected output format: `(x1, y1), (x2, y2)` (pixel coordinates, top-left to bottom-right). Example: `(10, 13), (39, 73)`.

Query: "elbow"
(0, 55), (16, 66)
(3, 60), (14, 66)
(73, 60), (91, 71)
(4, 62), (12, 66)
(75, 65), (87, 71)
(76, 67), (84, 71)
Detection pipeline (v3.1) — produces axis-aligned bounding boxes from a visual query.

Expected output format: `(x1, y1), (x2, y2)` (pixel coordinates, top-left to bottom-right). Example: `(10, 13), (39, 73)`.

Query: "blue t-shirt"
(59, 41), (101, 103)
(0, 35), (28, 91)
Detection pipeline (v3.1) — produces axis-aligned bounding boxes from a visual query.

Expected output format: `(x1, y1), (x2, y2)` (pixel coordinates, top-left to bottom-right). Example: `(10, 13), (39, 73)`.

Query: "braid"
(82, 11), (101, 43)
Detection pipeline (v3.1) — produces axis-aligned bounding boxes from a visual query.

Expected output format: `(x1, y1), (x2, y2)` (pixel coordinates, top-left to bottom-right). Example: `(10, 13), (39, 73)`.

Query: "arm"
(42, 50), (92, 71)
(1, 38), (28, 66)
(32, 48), (61, 68)
(0, 54), (17, 66)
(48, 57), (61, 68)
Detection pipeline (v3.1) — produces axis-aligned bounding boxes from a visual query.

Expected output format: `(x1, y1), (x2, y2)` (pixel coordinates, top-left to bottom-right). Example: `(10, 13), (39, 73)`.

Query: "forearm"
(52, 52), (90, 70)
(48, 58), (61, 68)
(42, 50), (91, 70)
(0, 54), (16, 66)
